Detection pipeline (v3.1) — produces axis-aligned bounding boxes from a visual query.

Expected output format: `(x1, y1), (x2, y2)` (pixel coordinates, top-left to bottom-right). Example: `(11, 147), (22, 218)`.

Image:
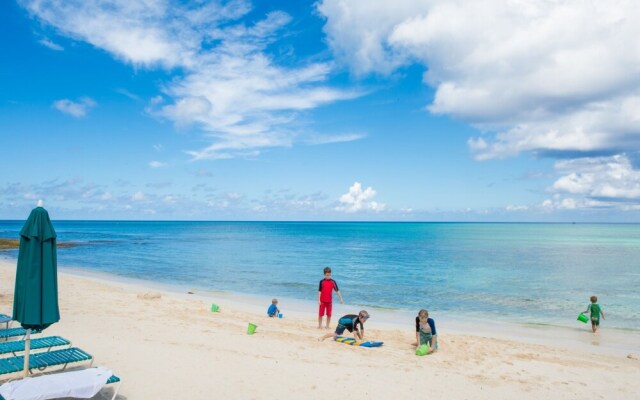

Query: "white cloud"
(149, 161), (166, 168)
(227, 192), (243, 200)
(551, 155), (640, 200)
(52, 97), (96, 117)
(539, 195), (609, 211)
(336, 182), (386, 213)
(159, 52), (360, 160)
(21, 0), (205, 68)
(318, 0), (640, 160)
(317, 1), (429, 76)
(163, 195), (178, 204)
(39, 38), (63, 51)
(559, 198), (578, 210)
(305, 133), (366, 145)
(532, 154), (640, 211)
(149, 96), (164, 106)
(254, 190), (329, 214)
(506, 205), (529, 212)
(0, 179), (122, 213)
(132, 191), (145, 201)
(146, 181), (172, 189)
(81, 188), (114, 202)
(115, 88), (140, 100)
(253, 204), (267, 212)
(195, 169), (213, 178)
(23, 0), (360, 159)
(318, 0), (640, 211)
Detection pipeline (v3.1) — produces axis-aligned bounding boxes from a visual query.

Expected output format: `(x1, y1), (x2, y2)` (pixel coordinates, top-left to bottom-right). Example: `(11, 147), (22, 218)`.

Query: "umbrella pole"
(23, 328), (31, 377)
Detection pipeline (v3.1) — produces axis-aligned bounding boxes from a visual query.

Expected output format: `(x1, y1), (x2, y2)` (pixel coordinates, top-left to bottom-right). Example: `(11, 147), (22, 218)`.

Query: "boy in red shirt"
(318, 266), (344, 329)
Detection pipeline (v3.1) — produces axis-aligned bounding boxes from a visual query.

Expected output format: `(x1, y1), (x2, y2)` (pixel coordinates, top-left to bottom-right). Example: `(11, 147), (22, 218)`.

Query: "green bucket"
(577, 313), (589, 323)
(415, 344), (429, 356)
(247, 323), (257, 335)
(210, 303), (219, 312)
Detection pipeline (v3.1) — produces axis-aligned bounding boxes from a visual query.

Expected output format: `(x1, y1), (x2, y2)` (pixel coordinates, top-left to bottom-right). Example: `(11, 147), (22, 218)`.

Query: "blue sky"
(2, 0), (640, 221)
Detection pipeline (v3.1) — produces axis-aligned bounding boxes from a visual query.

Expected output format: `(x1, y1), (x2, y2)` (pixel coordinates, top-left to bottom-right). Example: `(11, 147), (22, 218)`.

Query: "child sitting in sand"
(267, 298), (280, 317)
(319, 310), (369, 341)
(414, 309), (438, 353)
(584, 295), (605, 333)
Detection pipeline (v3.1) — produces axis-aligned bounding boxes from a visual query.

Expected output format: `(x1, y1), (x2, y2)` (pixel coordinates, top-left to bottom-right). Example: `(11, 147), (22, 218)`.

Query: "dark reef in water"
(0, 238), (80, 250)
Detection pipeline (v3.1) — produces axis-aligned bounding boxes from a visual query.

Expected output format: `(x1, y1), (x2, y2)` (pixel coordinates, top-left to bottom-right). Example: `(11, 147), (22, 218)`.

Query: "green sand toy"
(577, 313), (589, 323)
(247, 323), (257, 335)
(415, 344), (430, 356)
(210, 304), (219, 312)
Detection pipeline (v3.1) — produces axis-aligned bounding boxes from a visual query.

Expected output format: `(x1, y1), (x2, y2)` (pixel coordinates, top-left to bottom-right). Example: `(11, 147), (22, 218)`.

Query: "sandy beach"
(0, 259), (638, 400)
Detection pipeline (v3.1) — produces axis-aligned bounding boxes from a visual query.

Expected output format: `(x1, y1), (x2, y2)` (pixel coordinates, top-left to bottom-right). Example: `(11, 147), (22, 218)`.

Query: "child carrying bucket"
(414, 309), (437, 355)
(584, 295), (605, 333)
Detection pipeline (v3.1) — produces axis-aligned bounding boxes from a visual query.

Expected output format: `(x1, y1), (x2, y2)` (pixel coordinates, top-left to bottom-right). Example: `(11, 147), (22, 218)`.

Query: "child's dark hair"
(272, 298), (278, 304)
(323, 266), (331, 274)
(590, 295), (597, 303)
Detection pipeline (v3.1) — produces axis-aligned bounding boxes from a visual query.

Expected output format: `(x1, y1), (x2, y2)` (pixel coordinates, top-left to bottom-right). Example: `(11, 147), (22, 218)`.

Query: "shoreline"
(2, 257), (638, 357)
(57, 262), (640, 357)
(1, 259), (639, 399)
(0, 258), (640, 356)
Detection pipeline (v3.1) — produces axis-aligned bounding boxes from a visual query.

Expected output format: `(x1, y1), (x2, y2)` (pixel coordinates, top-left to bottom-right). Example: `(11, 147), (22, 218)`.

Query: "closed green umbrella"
(12, 203), (60, 377)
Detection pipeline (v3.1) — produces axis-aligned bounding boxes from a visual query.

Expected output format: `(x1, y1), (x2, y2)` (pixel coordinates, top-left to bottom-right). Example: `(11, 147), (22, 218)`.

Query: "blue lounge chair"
(0, 336), (70, 357)
(0, 328), (41, 342)
(0, 316), (10, 331)
(0, 347), (93, 377)
(106, 374), (122, 400)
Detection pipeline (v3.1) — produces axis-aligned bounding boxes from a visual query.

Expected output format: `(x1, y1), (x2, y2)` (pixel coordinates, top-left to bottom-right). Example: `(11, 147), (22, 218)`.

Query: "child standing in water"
(584, 295), (605, 333)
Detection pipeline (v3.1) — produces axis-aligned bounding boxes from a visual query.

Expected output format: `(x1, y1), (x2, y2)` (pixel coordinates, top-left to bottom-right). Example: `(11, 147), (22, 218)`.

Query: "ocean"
(1, 221), (638, 331)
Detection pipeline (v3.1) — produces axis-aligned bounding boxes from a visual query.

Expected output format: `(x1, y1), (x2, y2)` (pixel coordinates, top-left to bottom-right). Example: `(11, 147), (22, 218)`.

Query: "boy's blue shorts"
(335, 324), (348, 335)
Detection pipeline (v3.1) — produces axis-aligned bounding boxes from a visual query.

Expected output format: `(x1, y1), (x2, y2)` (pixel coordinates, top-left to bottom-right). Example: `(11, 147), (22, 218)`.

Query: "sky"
(2, 0), (640, 222)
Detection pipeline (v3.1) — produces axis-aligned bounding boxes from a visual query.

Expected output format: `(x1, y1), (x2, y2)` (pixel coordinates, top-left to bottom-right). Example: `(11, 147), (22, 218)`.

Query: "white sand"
(0, 259), (638, 400)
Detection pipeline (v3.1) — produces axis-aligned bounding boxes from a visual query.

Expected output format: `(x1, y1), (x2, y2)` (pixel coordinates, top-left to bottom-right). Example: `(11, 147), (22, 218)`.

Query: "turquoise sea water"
(1, 221), (639, 331)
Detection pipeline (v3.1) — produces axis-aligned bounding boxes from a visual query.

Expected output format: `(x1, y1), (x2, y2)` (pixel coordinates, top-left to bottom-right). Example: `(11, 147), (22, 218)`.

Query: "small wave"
(278, 282), (315, 290)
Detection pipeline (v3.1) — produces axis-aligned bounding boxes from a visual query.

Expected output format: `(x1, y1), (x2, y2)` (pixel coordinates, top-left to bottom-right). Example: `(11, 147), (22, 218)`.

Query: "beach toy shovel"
(210, 303), (219, 312)
(247, 323), (258, 335)
(577, 313), (589, 323)
(415, 344), (429, 356)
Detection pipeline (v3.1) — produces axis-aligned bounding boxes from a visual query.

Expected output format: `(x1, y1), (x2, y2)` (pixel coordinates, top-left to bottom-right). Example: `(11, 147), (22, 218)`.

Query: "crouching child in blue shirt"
(318, 310), (370, 341)
(267, 298), (280, 317)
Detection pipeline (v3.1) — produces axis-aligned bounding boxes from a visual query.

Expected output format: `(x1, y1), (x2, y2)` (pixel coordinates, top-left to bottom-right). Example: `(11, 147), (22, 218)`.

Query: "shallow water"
(1, 221), (638, 332)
